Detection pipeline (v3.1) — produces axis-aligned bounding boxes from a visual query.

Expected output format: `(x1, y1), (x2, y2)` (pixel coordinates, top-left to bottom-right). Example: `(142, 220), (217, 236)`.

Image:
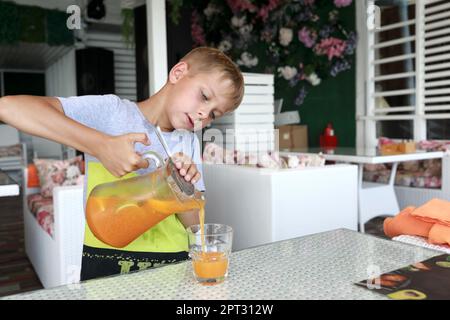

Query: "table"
(281, 147), (444, 232)
(0, 169), (19, 197)
(1, 229), (441, 300)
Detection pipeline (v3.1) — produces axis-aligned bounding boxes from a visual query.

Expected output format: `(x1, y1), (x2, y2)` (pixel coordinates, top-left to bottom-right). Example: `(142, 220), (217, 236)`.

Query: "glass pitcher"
(86, 150), (205, 248)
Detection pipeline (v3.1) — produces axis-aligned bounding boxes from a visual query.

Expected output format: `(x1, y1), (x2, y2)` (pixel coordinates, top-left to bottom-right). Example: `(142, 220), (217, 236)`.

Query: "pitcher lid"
(167, 158), (195, 199)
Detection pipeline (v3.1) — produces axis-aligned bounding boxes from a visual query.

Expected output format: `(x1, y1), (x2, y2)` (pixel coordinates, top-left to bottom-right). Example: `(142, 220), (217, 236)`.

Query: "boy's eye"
(202, 92), (208, 101)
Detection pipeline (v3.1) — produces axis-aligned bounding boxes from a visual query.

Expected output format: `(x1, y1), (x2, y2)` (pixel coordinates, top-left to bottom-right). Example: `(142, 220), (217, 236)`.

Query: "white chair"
(395, 155), (450, 208)
(22, 167), (84, 288)
(0, 124), (27, 185)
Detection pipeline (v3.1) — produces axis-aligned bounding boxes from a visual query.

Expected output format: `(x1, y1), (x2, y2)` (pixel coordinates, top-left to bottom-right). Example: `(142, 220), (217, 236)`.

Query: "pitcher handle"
(141, 150), (165, 168)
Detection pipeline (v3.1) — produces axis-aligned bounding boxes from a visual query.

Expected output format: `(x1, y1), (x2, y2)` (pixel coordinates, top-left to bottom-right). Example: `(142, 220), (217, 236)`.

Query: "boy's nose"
(197, 110), (208, 120)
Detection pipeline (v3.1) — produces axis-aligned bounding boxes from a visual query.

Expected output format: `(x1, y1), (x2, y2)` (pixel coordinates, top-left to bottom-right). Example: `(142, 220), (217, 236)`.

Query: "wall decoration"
(169, 0), (356, 108)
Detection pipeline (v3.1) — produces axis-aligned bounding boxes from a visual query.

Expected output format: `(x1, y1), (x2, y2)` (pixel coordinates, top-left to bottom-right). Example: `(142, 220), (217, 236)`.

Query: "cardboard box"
(276, 125), (308, 150)
(380, 141), (416, 155)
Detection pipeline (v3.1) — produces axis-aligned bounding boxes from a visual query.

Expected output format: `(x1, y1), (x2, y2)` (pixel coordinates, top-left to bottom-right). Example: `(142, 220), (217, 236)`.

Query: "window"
(359, 0), (450, 147)
(427, 119), (450, 139)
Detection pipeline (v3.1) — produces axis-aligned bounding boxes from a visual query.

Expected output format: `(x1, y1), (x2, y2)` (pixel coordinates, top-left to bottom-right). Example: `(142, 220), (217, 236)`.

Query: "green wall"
(167, 1), (357, 147)
(282, 64), (356, 148)
(280, 4), (356, 148)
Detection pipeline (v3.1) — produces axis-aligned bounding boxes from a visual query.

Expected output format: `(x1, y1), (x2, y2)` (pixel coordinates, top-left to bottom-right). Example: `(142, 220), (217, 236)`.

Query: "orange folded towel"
(384, 198), (450, 246)
(383, 206), (434, 238)
(410, 198), (450, 227)
(428, 223), (450, 246)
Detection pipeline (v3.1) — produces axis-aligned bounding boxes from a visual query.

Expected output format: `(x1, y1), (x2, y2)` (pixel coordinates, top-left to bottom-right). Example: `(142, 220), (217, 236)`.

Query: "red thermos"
(320, 123), (338, 148)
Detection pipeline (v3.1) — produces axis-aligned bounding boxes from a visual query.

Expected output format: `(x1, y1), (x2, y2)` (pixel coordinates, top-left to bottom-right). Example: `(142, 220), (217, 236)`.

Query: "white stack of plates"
(207, 73), (275, 153)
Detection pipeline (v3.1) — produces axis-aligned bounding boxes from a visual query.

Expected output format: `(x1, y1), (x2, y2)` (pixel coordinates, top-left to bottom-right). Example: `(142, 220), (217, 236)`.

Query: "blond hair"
(180, 47), (244, 110)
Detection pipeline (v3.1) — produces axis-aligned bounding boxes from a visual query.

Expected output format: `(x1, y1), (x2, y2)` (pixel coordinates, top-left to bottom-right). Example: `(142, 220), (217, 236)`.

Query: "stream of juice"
(193, 200), (229, 283)
(198, 203), (205, 251)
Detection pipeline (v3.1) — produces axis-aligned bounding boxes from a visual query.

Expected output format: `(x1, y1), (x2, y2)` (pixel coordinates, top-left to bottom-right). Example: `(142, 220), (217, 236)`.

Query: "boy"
(0, 47), (244, 281)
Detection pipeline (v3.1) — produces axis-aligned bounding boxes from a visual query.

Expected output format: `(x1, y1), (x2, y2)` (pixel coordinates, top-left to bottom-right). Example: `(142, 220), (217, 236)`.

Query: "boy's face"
(166, 62), (235, 131)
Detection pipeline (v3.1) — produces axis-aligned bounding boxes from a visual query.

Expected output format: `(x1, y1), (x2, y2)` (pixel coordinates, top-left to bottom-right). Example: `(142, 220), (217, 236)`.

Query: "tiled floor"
(364, 216), (389, 240)
(0, 195), (43, 297)
(0, 195), (388, 298)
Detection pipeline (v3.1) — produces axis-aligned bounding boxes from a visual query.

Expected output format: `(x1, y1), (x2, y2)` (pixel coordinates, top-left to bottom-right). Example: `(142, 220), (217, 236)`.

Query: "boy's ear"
(169, 61), (189, 84)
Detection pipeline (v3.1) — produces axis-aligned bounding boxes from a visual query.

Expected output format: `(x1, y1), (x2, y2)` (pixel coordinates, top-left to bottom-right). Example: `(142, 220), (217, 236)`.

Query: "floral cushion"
(27, 193), (54, 238)
(34, 156), (84, 198)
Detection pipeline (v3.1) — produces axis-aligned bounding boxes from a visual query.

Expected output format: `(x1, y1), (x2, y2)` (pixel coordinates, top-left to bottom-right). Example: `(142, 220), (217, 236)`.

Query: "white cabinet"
(203, 163), (358, 251)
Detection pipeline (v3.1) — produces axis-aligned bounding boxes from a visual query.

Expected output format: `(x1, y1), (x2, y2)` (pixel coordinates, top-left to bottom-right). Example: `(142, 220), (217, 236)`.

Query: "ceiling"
(0, 0), (146, 70)
(0, 43), (73, 71)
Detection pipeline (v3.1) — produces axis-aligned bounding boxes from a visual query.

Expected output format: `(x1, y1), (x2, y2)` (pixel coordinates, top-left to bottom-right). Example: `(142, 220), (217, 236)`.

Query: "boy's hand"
(171, 152), (201, 184)
(96, 133), (151, 177)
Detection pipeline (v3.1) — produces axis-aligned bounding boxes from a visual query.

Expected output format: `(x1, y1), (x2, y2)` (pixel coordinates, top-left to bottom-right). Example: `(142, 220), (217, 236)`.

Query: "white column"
(414, 0), (426, 141)
(44, 49), (77, 159)
(45, 49), (77, 97)
(365, 0), (377, 148)
(146, 0), (168, 95)
(356, 0), (367, 148)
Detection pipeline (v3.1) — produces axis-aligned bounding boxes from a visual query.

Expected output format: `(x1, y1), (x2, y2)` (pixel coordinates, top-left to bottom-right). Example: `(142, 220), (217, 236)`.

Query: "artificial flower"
(334, 0), (352, 8)
(191, 10), (206, 46)
(239, 24), (253, 37)
(226, 0), (257, 14)
(179, 0), (356, 108)
(295, 86), (308, 106)
(231, 15), (246, 28)
(218, 40), (232, 52)
(331, 59), (351, 77)
(298, 26), (317, 48)
(314, 37), (347, 61)
(204, 3), (220, 19)
(277, 66), (298, 80)
(306, 72), (321, 86)
(237, 52), (259, 68)
(329, 10), (339, 23)
(257, 0), (282, 22)
(345, 31), (358, 55)
(279, 28), (293, 46)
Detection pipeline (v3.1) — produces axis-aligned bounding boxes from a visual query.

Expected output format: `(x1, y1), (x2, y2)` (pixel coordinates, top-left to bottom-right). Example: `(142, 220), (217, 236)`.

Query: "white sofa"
(22, 167), (84, 289)
(203, 163), (358, 251)
(395, 155), (450, 208)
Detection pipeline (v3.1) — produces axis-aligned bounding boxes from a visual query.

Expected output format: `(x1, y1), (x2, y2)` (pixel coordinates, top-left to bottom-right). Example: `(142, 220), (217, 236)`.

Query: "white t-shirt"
(58, 94), (206, 204)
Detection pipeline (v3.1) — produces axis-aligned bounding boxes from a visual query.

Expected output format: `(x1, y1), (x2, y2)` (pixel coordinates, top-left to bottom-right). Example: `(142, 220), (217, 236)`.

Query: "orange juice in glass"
(187, 224), (233, 285)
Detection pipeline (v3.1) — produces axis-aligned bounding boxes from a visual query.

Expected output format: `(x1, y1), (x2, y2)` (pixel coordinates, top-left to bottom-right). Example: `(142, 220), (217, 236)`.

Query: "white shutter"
(85, 31), (137, 101)
(367, 2), (417, 116)
(208, 73), (275, 152)
(424, 0), (450, 114)
(362, 0), (450, 145)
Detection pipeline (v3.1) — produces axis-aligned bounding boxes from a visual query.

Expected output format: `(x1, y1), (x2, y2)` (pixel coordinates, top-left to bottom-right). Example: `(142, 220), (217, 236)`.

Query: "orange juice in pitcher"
(86, 149), (205, 248)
